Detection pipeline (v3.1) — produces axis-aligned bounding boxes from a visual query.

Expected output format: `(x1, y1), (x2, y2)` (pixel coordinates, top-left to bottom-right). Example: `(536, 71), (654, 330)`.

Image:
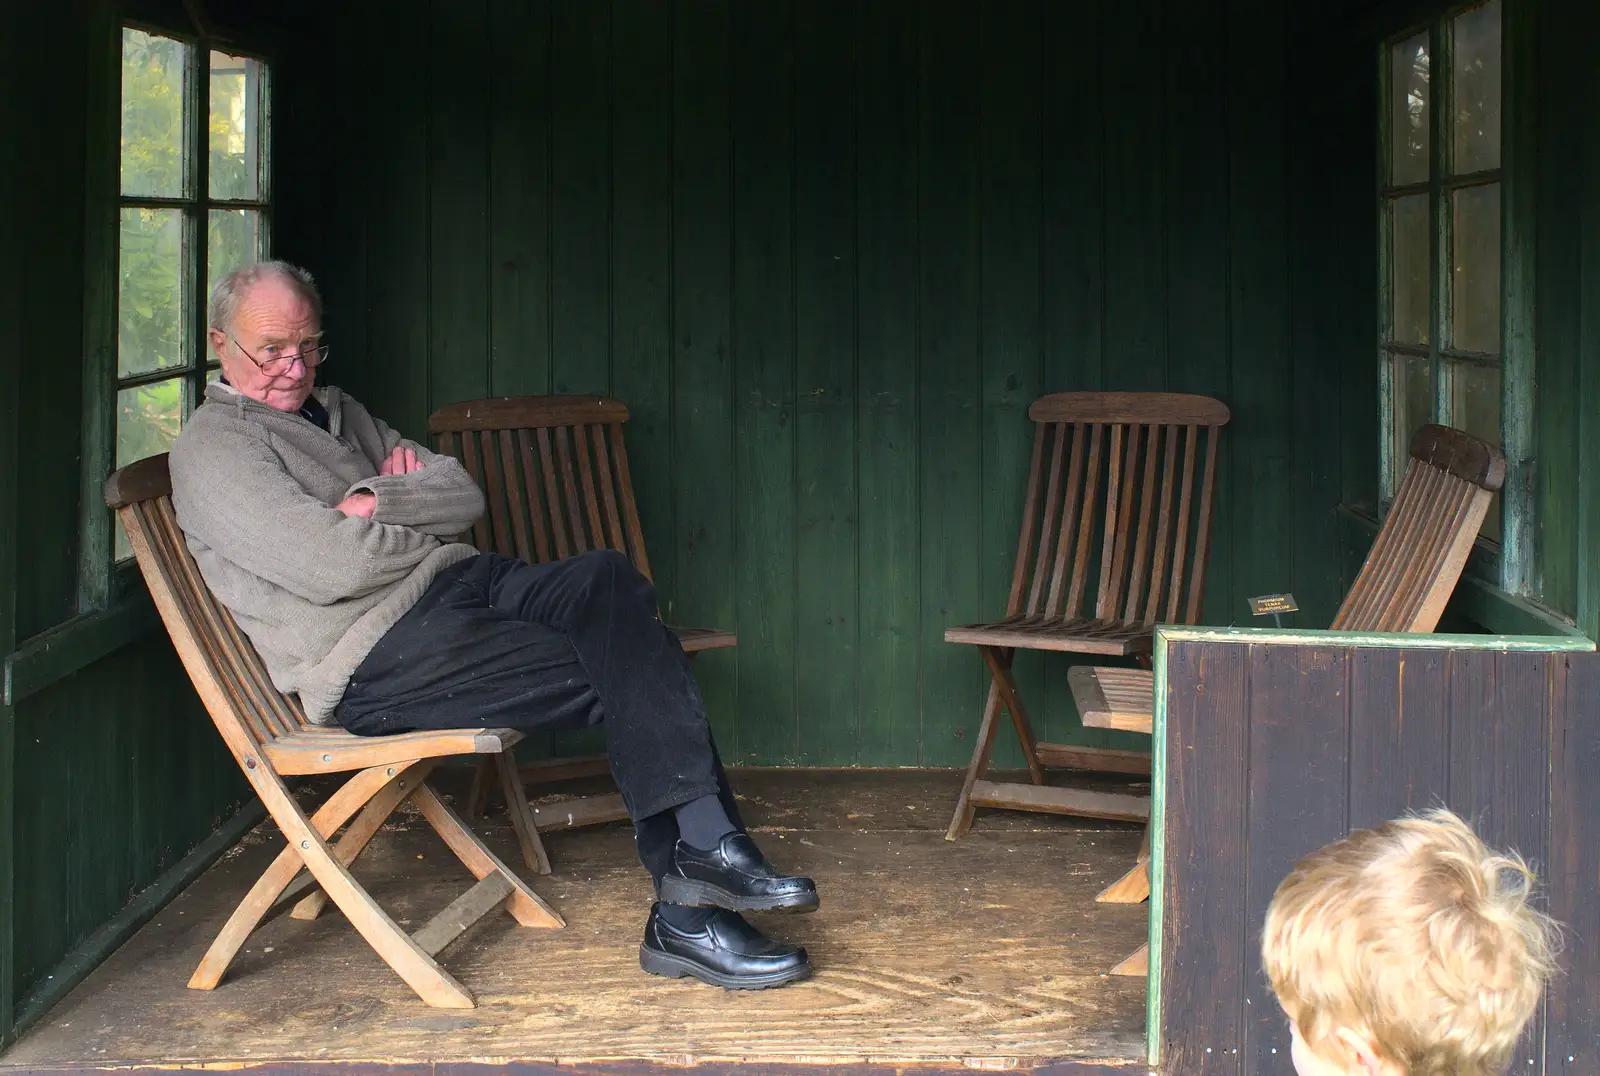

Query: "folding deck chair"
(1072, 422), (1507, 975)
(428, 395), (737, 872)
(105, 456), (563, 1008)
(944, 391), (1231, 840)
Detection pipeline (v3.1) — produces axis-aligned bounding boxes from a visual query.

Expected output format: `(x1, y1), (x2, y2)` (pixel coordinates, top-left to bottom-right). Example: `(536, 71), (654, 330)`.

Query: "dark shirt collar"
(216, 372), (330, 432)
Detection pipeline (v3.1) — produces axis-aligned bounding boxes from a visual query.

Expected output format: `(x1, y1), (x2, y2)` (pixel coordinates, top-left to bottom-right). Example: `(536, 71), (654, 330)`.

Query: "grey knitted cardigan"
(169, 382), (485, 724)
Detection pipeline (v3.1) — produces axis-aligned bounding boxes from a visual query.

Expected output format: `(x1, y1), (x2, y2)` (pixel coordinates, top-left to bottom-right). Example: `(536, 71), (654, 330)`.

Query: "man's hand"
(380, 445), (423, 476)
(336, 492), (377, 519)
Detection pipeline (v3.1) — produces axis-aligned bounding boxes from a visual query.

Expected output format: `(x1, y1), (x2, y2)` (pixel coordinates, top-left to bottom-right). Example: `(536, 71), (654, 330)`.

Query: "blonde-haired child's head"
(1261, 808), (1559, 1076)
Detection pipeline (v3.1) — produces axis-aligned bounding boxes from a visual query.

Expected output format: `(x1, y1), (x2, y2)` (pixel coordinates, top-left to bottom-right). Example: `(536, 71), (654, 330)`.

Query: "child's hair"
(1261, 807), (1560, 1076)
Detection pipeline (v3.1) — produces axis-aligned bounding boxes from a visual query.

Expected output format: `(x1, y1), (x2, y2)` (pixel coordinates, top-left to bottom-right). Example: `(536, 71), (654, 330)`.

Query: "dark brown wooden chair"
(104, 455), (563, 1008)
(1071, 422), (1507, 976)
(944, 392), (1231, 841)
(428, 395), (737, 872)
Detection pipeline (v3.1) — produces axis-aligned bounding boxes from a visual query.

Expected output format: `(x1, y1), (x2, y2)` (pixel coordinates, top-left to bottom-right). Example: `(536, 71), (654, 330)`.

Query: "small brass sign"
(1248, 593), (1299, 617)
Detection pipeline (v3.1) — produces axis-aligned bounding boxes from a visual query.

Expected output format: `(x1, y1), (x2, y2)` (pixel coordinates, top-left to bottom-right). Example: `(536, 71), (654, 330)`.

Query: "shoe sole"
(639, 946), (813, 990)
(658, 876), (820, 913)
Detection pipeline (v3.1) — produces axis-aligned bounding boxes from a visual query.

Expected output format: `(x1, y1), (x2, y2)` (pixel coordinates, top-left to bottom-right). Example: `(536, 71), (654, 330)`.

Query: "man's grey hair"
(207, 260), (323, 334)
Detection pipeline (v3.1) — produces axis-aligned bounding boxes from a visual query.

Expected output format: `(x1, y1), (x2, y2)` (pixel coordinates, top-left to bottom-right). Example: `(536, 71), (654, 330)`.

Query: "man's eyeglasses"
(230, 334), (330, 377)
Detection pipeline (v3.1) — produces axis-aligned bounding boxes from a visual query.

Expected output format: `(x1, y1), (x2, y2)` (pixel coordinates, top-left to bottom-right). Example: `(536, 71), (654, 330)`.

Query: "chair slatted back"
(428, 396), (653, 579)
(1331, 424), (1506, 634)
(104, 455), (310, 759)
(1006, 392), (1231, 627)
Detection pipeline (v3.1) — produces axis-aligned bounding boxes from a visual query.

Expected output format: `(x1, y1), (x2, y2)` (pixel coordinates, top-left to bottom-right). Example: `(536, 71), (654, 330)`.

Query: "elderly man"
(169, 260), (816, 990)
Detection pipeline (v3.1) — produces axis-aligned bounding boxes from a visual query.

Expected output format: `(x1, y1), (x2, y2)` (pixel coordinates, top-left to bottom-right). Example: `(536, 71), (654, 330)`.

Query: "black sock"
(656, 902), (716, 931)
(673, 793), (736, 850)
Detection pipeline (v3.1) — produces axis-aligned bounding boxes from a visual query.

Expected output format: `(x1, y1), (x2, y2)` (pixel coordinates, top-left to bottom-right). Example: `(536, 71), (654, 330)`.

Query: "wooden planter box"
(1147, 626), (1599, 1074)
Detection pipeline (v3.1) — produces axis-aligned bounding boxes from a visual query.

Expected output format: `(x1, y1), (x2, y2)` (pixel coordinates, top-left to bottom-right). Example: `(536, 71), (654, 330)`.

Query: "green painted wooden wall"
(0, 0), (20, 1041)
(275, 0), (1365, 770)
(6, 0), (1600, 1047)
(0, 0), (251, 1042)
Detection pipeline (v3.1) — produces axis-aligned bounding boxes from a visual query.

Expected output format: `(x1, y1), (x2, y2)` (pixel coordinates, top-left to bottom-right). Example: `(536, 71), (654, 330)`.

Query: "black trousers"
(333, 550), (745, 885)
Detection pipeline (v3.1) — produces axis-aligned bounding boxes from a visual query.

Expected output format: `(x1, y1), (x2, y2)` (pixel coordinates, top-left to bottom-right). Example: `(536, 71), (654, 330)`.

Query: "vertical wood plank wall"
(1158, 640), (1600, 1075)
(0, 0), (252, 1037)
(0, 0), (22, 1042)
(274, 0), (1376, 768)
(6, 0), (1600, 1045)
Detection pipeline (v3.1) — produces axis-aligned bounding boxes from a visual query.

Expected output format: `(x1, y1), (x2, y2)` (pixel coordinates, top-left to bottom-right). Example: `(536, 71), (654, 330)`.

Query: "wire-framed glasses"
(230, 334), (330, 376)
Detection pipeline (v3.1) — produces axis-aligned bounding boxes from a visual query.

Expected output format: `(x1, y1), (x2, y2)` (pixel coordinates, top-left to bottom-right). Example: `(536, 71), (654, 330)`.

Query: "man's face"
(210, 276), (320, 413)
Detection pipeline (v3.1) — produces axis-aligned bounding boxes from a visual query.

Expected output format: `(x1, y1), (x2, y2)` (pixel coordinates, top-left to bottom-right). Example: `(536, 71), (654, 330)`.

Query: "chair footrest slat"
(1033, 742), (1151, 776)
(412, 873), (515, 958)
(531, 792), (630, 831)
(1067, 666), (1155, 734)
(518, 754), (612, 785)
(968, 779), (1149, 822)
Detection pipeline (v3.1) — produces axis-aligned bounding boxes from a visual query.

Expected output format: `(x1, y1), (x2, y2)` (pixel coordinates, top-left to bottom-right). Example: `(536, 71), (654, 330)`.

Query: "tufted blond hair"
(1261, 808), (1560, 1076)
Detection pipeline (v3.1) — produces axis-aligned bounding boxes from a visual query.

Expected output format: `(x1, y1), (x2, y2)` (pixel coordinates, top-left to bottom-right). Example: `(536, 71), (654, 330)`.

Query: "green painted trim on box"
(2, 596), (160, 707)
(1154, 624), (1593, 652)
(1145, 632), (1167, 1068)
(4, 797), (265, 1048)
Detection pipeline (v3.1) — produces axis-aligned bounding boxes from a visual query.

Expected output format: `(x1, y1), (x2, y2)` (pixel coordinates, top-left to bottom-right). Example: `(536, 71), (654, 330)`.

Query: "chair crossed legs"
(107, 455), (563, 1008)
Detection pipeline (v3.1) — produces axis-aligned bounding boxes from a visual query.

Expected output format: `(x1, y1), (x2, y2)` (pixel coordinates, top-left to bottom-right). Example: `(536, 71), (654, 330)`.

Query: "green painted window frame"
(1376, 0), (1536, 597)
(77, 19), (273, 612)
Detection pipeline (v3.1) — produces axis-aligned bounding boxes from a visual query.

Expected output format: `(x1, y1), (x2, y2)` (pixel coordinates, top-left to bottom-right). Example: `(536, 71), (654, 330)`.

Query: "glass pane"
(208, 209), (261, 301)
(117, 379), (186, 468)
(114, 377), (187, 560)
(1452, 183), (1501, 353)
(209, 50), (265, 200)
(1450, 359), (1502, 541)
(1391, 351), (1433, 493)
(1391, 194), (1430, 345)
(1453, 0), (1502, 175)
(118, 207), (186, 377)
(121, 29), (187, 198)
(1389, 32), (1430, 186)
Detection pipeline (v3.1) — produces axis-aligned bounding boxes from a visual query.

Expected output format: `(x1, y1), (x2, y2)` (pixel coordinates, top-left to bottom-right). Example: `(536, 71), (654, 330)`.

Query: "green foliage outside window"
(109, 27), (269, 563)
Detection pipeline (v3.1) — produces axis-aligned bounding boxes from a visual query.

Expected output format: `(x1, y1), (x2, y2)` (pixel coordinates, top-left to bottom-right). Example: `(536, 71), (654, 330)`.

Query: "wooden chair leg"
(1096, 822), (1151, 904)
(497, 750), (552, 876)
(465, 756), (495, 819)
(1110, 943), (1149, 977)
(242, 764), (479, 1007)
(291, 760), (439, 921)
(412, 782), (565, 929)
(190, 762), (418, 990)
(979, 646), (1046, 786)
(947, 678), (1005, 841)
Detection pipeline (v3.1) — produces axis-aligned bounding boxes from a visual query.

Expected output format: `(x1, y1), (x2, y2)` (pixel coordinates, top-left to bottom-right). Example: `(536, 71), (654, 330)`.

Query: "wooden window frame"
(1376, 0), (1535, 596)
(77, 18), (273, 611)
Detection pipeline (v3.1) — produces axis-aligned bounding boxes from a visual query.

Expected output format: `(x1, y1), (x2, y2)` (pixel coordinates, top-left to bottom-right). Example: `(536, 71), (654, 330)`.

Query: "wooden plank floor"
(2, 770), (1149, 1070)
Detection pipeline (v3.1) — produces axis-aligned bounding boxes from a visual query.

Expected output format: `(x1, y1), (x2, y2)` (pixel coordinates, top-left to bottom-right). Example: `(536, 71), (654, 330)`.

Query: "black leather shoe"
(659, 833), (820, 913)
(639, 905), (812, 989)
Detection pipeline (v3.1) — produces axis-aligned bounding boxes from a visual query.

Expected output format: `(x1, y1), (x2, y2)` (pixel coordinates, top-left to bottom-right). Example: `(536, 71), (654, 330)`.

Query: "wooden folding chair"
(1072, 422), (1507, 975)
(944, 392), (1231, 841)
(105, 456), (564, 1008)
(428, 395), (737, 871)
